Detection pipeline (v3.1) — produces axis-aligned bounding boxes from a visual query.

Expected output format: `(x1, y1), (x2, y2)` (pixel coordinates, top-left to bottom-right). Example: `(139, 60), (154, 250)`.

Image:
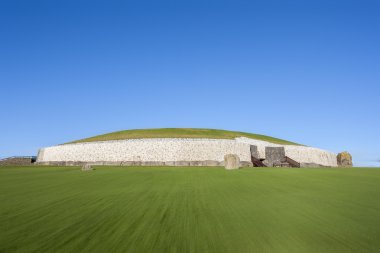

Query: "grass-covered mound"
(1, 166), (380, 252)
(70, 128), (300, 145)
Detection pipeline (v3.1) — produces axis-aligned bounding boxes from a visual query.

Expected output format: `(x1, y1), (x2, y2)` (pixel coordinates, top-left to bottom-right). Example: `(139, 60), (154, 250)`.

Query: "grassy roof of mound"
(68, 128), (301, 145)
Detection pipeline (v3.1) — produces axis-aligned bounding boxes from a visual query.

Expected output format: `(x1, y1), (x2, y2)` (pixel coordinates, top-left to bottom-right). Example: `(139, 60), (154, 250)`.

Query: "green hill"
(69, 128), (300, 145)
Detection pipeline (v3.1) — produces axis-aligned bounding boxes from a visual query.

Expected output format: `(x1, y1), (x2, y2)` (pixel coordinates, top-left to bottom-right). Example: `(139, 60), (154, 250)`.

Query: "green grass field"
(1, 166), (380, 253)
(69, 128), (300, 145)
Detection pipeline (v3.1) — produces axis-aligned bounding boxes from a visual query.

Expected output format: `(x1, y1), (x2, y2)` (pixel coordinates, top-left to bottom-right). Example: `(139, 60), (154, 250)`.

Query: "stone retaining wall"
(37, 138), (252, 164)
(36, 160), (229, 167)
(37, 137), (338, 167)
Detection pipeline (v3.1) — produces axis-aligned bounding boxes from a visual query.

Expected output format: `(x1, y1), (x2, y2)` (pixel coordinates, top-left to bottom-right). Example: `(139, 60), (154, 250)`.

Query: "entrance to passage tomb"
(250, 145), (300, 168)
(250, 145), (267, 167)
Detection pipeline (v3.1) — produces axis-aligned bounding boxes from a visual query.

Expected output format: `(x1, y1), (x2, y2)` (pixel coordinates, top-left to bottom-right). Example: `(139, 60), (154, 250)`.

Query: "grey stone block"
(250, 145), (259, 159)
(265, 147), (285, 167)
(262, 160), (271, 167)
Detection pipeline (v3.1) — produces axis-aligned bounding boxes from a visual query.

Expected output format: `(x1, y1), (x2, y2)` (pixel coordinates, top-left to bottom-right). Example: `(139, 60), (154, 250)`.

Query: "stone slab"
(224, 154), (240, 170)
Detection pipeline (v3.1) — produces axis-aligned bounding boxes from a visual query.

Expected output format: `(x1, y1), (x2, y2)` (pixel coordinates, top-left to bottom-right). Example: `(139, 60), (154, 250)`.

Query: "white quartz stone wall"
(37, 138), (252, 163)
(37, 137), (338, 167)
(284, 146), (337, 167)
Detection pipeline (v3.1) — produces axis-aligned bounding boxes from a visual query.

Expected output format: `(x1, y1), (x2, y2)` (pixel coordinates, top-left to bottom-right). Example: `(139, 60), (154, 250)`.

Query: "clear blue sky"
(1, 0), (379, 166)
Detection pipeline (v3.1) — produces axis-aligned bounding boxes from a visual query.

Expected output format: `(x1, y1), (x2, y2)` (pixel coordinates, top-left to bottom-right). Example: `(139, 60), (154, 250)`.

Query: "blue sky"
(1, 0), (379, 166)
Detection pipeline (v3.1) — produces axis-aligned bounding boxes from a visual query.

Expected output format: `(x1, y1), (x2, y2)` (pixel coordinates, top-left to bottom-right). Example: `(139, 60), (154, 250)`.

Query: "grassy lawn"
(69, 128), (300, 145)
(1, 166), (380, 253)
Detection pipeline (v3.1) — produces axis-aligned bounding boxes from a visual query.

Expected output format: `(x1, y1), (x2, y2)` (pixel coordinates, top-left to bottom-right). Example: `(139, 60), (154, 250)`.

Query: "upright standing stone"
(337, 152), (353, 167)
(224, 154), (240, 170)
(265, 147), (285, 167)
(250, 145), (259, 159)
(81, 164), (93, 171)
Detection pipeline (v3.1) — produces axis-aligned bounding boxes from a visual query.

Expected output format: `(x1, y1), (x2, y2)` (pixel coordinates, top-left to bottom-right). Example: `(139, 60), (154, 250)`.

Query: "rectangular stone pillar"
(265, 147), (285, 167)
(250, 145), (259, 159)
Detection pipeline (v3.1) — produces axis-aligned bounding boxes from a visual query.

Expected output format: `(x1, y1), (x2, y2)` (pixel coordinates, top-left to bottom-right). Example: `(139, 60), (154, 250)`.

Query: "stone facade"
(36, 137), (338, 167)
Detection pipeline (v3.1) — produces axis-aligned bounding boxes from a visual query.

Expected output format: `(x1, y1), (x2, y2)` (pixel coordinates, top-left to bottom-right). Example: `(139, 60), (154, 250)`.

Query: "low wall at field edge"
(36, 138), (338, 167)
(0, 157), (34, 166)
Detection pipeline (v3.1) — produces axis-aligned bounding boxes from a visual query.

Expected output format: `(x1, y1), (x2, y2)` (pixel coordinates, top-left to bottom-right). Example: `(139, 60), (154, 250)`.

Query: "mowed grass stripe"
(1, 166), (380, 252)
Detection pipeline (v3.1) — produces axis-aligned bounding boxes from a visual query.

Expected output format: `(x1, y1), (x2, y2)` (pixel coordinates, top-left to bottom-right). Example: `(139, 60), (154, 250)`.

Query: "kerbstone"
(81, 164), (93, 171)
(189, 161), (203, 166)
(175, 161), (190, 166)
(224, 154), (240, 170)
(337, 152), (353, 167)
(141, 161), (165, 166)
(204, 160), (220, 166)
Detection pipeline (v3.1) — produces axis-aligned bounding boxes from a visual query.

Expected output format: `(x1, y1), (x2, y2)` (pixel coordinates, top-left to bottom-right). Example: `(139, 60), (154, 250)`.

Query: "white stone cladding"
(37, 137), (338, 167)
(37, 138), (252, 163)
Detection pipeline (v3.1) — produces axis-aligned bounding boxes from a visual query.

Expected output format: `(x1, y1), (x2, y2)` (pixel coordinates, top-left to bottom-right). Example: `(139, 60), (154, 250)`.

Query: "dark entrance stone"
(265, 147), (285, 167)
(250, 145), (259, 159)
